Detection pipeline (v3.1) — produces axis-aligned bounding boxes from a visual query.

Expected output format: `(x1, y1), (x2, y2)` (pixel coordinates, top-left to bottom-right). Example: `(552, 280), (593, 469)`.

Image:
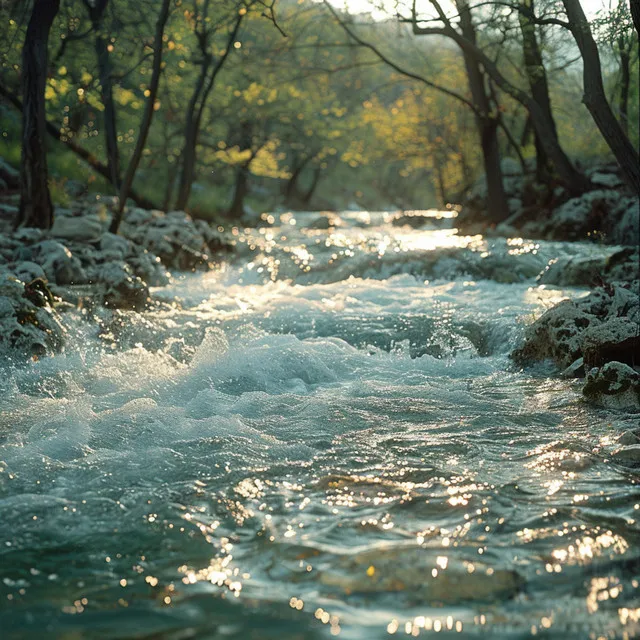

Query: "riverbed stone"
(544, 190), (640, 246)
(512, 282), (639, 369)
(512, 300), (596, 368)
(120, 208), (212, 271)
(10, 261), (47, 283)
(99, 261), (150, 311)
(583, 361), (640, 411)
(0, 272), (66, 356)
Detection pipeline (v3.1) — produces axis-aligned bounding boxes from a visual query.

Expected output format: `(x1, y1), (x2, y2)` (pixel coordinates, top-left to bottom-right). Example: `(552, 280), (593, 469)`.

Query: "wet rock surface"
(512, 281), (639, 370)
(0, 201), (236, 357)
(583, 361), (640, 412)
(0, 272), (65, 356)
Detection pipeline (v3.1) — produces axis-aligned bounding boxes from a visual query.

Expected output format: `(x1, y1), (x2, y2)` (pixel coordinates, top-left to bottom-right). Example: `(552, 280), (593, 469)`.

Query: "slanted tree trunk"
(283, 153), (314, 206)
(617, 36), (630, 136)
(562, 0), (640, 193)
(174, 54), (211, 211)
(630, 0), (640, 41)
(415, 0), (591, 194)
(518, 0), (556, 182)
(84, 0), (120, 191)
(455, 0), (509, 223)
(17, 0), (60, 230)
(174, 10), (246, 211)
(110, 0), (171, 233)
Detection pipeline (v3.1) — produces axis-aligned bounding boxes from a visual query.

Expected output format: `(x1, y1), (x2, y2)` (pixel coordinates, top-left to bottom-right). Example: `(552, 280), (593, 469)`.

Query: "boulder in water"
(99, 261), (150, 311)
(512, 282), (639, 369)
(583, 361), (640, 411)
(0, 272), (66, 356)
(582, 317), (639, 370)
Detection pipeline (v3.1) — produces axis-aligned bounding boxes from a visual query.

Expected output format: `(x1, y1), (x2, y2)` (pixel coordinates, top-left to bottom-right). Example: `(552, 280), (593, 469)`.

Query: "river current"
(1, 211), (638, 639)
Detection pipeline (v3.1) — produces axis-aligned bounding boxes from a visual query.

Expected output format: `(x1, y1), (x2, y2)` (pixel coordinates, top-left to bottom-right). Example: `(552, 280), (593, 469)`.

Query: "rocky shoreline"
(458, 159), (640, 247)
(0, 196), (233, 358)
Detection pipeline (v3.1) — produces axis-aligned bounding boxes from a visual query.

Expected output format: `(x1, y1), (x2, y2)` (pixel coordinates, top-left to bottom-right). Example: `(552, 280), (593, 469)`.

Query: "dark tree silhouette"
(17, 0), (61, 230)
(110, 0), (172, 234)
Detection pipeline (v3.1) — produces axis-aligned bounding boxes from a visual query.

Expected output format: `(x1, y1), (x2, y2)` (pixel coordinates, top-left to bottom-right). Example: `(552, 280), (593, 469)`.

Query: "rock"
(13, 227), (44, 244)
(583, 362), (640, 411)
(590, 172), (624, 189)
(98, 261), (150, 311)
(545, 190), (640, 245)
(537, 256), (607, 287)
(15, 240), (87, 285)
(604, 248), (639, 283)
(99, 232), (132, 260)
(610, 196), (640, 247)
(120, 208), (211, 271)
(512, 282), (639, 369)
(582, 317), (639, 369)
(50, 211), (104, 242)
(10, 261), (47, 283)
(512, 299), (596, 368)
(0, 272), (66, 356)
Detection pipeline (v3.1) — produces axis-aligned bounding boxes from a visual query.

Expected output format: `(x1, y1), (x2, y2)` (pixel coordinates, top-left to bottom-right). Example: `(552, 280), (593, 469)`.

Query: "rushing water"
(1, 211), (639, 639)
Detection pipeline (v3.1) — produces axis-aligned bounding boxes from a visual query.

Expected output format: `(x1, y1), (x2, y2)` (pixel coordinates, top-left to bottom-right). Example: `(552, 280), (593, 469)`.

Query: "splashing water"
(1, 211), (638, 639)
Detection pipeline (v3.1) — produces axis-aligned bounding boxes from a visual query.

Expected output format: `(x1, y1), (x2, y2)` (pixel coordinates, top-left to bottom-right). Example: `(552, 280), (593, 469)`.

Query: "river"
(1, 210), (638, 639)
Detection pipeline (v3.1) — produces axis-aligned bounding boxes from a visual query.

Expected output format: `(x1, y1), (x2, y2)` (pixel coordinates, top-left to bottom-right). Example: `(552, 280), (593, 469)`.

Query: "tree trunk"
(562, 0), (640, 193)
(630, 0), (640, 41)
(174, 57), (210, 211)
(110, 0), (171, 234)
(86, 0), (121, 192)
(17, 0), (60, 230)
(420, 0), (591, 194)
(455, 0), (509, 223)
(283, 154), (313, 206)
(434, 160), (447, 205)
(227, 163), (250, 219)
(174, 12), (246, 211)
(301, 166), (323, 206)
(518, 0), (556, 182)
(617, 37), (630, 137)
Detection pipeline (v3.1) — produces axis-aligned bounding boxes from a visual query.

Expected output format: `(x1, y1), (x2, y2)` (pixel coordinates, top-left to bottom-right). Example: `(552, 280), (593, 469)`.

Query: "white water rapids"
(1, 211), (638, 639)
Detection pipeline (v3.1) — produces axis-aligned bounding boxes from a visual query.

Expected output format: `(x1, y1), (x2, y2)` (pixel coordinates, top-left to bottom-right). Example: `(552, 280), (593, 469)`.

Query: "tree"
(406, 0), (592, 195)
(454, 0), (509, 223)
(518, 0), (556, 182)
(561, 0), (640, 192)
(173, 1), (250, 211)
(110, 0), (172, 233)
(17, 0), (61, 230)
(82, 0), (121, 191)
